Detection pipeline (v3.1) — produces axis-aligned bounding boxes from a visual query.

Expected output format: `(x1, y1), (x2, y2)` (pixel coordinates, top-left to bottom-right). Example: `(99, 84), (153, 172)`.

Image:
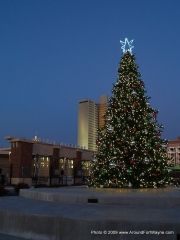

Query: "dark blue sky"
(0, 0), (180, 146)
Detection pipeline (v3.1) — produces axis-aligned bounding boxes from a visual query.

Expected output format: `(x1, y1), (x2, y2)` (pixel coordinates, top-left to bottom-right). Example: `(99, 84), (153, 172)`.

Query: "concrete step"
(0, 194), (179, 240)
(20, 186), (180, 207)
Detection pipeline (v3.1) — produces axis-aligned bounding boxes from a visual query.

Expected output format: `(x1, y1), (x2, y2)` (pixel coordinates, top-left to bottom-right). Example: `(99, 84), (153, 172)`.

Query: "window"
(68, 159), (74, 169)
(59, 158), (65, 169)
(59, 159), (64, 164)
(82, 161), (91, 177)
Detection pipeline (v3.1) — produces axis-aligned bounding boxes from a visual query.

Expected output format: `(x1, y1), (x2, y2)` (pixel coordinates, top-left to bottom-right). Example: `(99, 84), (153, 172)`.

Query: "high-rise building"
(77, 96), (108, 151)
(78, 100), (98, 151)
(98, 95), (108, 129)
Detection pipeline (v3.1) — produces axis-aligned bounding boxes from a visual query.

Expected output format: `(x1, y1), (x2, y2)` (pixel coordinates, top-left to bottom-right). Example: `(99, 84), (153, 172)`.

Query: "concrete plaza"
(0, 186), (179, 240)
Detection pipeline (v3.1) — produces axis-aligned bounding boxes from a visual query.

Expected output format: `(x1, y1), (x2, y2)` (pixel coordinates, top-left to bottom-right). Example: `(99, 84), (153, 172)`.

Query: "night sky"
(0, 0), (180, 146)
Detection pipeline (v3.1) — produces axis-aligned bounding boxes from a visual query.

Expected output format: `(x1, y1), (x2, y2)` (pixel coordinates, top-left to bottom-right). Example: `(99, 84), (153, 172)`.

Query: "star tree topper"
(120, 38), (134, 54)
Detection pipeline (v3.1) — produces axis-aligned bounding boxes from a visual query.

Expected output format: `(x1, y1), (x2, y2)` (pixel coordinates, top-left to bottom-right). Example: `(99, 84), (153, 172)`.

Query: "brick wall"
(11, 141), (33, 178)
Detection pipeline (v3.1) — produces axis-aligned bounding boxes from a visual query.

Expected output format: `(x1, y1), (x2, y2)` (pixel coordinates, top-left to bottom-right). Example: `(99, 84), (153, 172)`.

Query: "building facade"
(98, 95), (108, 129)
(0, 148), (10, 182)
(167, 137), (180, 166)
(0, 137), (94, 186)
(78, 100), (98, 151)
(77, 96), (108, 151)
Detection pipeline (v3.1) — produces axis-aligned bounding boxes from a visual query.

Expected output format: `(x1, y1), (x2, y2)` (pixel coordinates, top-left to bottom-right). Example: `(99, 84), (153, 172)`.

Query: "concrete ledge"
(11, 178), (32, 185)
(20, 186), (180, 208)
(0, 196), (179, 240)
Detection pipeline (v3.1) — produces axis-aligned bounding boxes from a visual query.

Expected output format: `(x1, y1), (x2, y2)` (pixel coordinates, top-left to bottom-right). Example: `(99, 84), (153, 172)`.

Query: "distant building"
(98, 95), (108, 129)
(167, 137), (180, 166)
(78, 99), (98, 151)
(77, 96), (108, 151)
(0, 137), (94, 186)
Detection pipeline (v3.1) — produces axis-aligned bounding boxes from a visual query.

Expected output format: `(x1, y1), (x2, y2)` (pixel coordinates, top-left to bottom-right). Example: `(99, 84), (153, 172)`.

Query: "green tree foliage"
(89, 52), (171, 188)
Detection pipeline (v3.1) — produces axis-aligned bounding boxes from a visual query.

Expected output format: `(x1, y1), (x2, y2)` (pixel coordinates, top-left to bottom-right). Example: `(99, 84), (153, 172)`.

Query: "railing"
(32, 176), (86, 186)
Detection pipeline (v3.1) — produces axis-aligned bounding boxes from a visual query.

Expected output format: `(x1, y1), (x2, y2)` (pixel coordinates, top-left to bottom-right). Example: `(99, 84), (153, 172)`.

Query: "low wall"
(11, 178), (32, 186)
(20, 187), (180, 207)
(0, 208), (179, 240)
(0, 187), (179, 240)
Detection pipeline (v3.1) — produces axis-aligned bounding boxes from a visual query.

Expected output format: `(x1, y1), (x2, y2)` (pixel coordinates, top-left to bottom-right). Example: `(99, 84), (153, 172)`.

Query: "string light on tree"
(88, 38), (171, 188)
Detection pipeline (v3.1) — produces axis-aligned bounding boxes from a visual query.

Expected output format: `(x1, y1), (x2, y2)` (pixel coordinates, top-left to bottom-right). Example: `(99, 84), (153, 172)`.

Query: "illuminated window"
(82, 161), (90, 170)
(60, 159), (64, 164)
(68, 159), (74, 169)
(59, 158), (65, 169)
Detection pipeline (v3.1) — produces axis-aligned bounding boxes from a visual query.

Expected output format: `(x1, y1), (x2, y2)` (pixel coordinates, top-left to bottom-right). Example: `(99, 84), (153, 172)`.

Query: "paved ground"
(0, 233), (27, 240)
(0, 186), (179, 240)
(0, 195), (179, 221)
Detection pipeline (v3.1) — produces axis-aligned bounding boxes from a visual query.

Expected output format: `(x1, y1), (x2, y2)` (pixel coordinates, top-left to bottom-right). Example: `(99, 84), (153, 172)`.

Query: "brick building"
(0, 137), (94, 186)
(0, 148), (11, 181)
(1, 136), (179, 186)
(167, 137), (180, 166)
(98, 95), (108, 129)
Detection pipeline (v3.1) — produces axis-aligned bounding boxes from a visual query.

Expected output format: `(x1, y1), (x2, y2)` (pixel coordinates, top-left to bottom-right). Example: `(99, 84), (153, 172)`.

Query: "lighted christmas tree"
(89, 38), (170, 188)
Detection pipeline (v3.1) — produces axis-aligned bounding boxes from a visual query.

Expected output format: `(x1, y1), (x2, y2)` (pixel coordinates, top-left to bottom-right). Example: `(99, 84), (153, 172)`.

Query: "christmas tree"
(89, 39), (170, 188)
